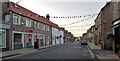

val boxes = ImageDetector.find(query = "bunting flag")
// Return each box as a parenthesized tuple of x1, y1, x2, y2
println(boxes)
(50, 13, 98, 19)
(60, 15, 96, 26)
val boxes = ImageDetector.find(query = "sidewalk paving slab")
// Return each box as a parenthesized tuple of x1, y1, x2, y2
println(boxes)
(88, 42, 119, 60)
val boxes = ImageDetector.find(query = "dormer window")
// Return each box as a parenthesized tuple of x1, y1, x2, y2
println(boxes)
(36, 15, 39, 17)
(13, 3, 19, 9)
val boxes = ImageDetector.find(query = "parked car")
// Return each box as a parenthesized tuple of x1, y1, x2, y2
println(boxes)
(81, 40, 88, 45)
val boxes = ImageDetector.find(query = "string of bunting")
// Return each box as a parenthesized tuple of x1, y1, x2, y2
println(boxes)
(51, 13, 97, 19)
(64, 23, 94, 28)
(60, 14, 97, 26)
(69, 28, 88, 31)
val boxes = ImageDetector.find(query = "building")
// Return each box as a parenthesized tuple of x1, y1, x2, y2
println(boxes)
(0, 1, 10, 51)
(0, 2, 52, 51)
(87, 25, 95, 43)
(112, 1, 120, 55)
(94, 2, 114, 50)
(51, 23, 64, 45)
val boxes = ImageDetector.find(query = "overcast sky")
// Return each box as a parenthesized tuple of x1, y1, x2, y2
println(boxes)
(10, 0, 111, 37)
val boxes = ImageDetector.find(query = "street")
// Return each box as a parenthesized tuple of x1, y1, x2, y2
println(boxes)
(8, 42, 93, 60)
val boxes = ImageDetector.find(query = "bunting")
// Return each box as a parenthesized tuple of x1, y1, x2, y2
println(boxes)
(50, 13, 97, 19)
(60, 14, 97, 26)
(63, 23, 94, 28)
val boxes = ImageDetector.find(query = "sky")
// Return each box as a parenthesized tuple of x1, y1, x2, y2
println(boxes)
(10, 0, 111, 37)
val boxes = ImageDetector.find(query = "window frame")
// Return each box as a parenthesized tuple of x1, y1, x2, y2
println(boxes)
(47, 25, 50, 31)
(13, 14, 21, 25)
(34, 21, 39, 29)
(26, 18, 31, 27)
(41, 23, 45, 30)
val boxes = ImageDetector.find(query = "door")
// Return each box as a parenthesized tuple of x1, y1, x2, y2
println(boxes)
(26, 34, 33, 48)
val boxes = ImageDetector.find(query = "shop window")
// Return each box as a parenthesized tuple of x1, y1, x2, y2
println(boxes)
(14, 33, 22, 44)
(46, 36, 49, 45)
(13, 14, 21, 25)
(0, 29, 6, 48)
(26, 19, 31, 27)
(40, 35, 45, 46)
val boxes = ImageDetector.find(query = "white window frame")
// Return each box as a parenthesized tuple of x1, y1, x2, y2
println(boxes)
(34, 21, 39, 29)
(41, 23, 45, 30)
(13, 13, 21, 25)
(0, 29, 6, 48)
(26, 18, 31, 27)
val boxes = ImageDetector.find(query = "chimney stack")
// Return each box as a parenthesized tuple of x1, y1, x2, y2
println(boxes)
(46, 14, 50, 20)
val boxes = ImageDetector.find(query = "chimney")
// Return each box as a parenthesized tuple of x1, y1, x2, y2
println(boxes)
(46, 14, 50, 20)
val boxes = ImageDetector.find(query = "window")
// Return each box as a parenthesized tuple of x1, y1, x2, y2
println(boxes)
(47, 25, 50, 31)
(26, 19, 31, 27)
(0, 29, 6, 48)
(41, 23, 45, 30)
(13, 14, 21, 25)
(34, 21, 39, 29)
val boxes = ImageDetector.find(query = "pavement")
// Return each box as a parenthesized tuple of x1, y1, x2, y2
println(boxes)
(2, 41, 94, 61)
(88, 42, 119, 60)
(1, 44, 63, 60)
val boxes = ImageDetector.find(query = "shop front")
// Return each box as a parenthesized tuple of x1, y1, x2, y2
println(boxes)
(112, 17, 120, 56)
(13, 33, 23, 50)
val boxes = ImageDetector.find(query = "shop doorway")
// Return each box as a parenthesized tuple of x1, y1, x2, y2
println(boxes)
(115, 27, 120, 53)
(25, 34, 33, 48)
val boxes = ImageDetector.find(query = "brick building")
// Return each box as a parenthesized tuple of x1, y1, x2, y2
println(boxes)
(94, 2, 114, 50)
(0, 2, 53, 51)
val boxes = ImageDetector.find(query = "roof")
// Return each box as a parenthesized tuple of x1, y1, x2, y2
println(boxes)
(9, 2, 50, 25)
(9, 2, 64, 31)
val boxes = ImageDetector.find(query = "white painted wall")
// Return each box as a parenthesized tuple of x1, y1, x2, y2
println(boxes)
(52, 27, 64, 45)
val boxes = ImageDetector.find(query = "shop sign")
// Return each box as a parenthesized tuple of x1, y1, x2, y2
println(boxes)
(113, 19, 120, 25)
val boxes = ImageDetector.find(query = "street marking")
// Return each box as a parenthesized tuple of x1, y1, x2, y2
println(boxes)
(87, 46, 95, 59)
